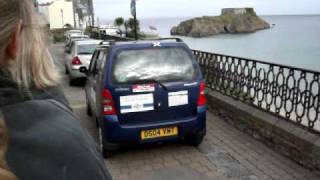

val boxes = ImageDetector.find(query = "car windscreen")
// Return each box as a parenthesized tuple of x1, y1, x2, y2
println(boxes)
(77, 44, 97, 55)
(111, 47, 200, 84)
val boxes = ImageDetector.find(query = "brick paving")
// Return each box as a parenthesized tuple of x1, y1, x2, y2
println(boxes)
(95, 111, 319, 180)
(202, 112, 319, 180)
(52, 43, 319, 180)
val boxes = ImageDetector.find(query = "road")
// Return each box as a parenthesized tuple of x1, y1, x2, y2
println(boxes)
(51, 43, 319, 180)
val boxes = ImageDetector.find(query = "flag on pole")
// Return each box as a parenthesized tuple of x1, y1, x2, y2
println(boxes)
(131, 0, 136, 17)
(149, 25, 158, 31)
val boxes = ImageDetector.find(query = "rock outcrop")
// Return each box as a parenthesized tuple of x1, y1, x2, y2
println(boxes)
(171, 8, 270, 37)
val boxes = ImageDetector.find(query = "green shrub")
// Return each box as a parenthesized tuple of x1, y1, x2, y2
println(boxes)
(52, 32, 65, 43)
(50, 29, 67, 43)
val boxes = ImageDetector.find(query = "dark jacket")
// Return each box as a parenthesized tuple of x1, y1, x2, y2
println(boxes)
(0, 70, 112, 180)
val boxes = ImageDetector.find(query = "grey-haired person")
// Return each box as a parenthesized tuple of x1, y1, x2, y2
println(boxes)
(0, 0, 112, 179)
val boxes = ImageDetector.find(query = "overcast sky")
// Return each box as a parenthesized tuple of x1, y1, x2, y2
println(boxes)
(39, 0, 320, 19)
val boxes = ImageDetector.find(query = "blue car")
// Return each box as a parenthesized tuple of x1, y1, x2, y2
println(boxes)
(81, 38, 206, 157)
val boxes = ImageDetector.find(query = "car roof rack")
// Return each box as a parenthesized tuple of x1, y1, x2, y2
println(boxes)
(98, 40, 115, 46)
(142, 37, 184, 43)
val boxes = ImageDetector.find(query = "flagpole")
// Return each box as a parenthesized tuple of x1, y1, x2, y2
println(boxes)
(134, 13, 138, 40)
(131, 0, 138, 40)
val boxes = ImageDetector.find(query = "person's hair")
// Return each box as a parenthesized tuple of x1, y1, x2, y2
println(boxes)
(0, 0, 60, 179)
(0, 0, 59, 89)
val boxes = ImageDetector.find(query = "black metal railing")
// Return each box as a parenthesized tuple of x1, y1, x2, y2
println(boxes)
(193, 50, 320, 133)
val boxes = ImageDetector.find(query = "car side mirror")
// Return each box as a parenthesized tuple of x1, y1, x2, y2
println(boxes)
(79, 66, 89, 75)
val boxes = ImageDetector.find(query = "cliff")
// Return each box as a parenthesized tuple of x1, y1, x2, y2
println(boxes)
(171, 8, 270, 37)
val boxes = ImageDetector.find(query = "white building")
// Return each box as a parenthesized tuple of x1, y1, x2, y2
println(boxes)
(48, 0, 75, 29)
(38, 2, 51, 25)
(222, 8, 248, 15)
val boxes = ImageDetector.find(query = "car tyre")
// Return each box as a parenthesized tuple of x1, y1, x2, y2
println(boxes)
(186, 133, 205, 147)
(69, 79, 75, 86)
(98, 124, 114, 158)
(87, 103, 93, 117)
(65, 66, 69, 74)
(81, 78, 87, 86)
(95, 119, 99, 128)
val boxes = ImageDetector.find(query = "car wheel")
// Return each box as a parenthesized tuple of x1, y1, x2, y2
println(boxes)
(65, 66, 69, 74)
(69, 79, 75, 86)
(87, 103, 93, 117)
(95, 118, 99, 128)
(186, 133, 205, 147)
(81, 78, 86, 86)
(98, 124, 114, 158)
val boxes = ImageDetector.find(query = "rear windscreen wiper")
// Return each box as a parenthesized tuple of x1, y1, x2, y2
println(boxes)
(130, 79, 167, 91)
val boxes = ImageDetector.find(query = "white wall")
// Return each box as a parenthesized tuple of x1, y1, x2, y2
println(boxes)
(49, 0, 74, 29)
(38, 5, 50, 24)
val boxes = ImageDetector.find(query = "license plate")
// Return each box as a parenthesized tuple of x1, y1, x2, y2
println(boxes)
(141, 127, 178, 140)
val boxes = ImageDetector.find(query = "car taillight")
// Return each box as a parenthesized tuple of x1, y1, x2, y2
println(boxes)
(197, 82, 206, 106)
(103, 89, 116, 115)
(71, 56, 82, 65)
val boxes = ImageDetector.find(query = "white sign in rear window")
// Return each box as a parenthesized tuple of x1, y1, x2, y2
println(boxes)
(120, 94, 154, 114)
(168, 91, 188, 107)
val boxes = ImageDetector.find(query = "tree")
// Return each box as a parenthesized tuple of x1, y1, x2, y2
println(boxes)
(126, 18, 140, 31)
(125, 18, 140, 38)
(114, 17, 124, 27)
(124, 21, 129, 37)
(123, 18, 145, 39)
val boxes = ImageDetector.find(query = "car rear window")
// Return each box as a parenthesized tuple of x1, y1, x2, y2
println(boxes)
(111, 47, 200, 84)
(77, 44, 97, 55)
(70, 33, 82, 36)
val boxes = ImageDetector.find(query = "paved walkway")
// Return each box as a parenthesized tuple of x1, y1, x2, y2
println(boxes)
(95, 111, 319, 180)
(52, 43, 319, 180)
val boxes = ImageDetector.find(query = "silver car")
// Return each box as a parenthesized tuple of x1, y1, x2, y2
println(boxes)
(65, 29, 83, 39)
(65, 34, 89, 53)
(65, 39, 102, 85)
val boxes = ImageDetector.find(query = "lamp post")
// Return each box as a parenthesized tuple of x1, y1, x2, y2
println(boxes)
(72, 0, 77, 28)
(60, 9, 64, 28)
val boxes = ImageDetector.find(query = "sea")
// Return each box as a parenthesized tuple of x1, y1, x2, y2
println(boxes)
(135, 15, 320, 71)
(139, 15, 320, 130)
(102, 15, 320, 129)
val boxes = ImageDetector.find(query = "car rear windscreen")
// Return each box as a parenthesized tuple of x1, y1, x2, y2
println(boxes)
(112, 47, 200, 84)
(77, 44, 97, 55)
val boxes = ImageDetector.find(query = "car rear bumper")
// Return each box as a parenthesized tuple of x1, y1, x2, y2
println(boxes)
(69, 69, 86, 79)
(101, 106, 206, 145)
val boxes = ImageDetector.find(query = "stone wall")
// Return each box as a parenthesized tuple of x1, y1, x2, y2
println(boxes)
(206, 90, 320, 175)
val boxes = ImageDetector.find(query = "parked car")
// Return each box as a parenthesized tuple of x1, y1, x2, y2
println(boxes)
(80, 38, 207, 157)
(65, 39, 102, 85)
(97, 25, 121, 36)
(65, 29, 83, 39)
(65, 34, 89, 53)
(64, 29, 84, 40)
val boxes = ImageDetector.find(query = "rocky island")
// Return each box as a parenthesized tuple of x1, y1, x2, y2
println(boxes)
(171, 8, 270, 37)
